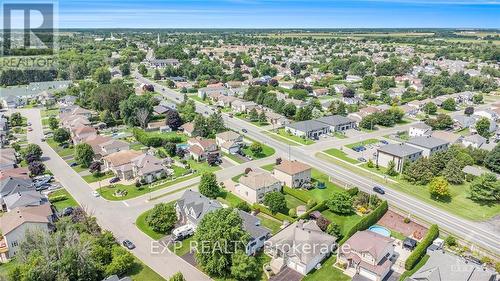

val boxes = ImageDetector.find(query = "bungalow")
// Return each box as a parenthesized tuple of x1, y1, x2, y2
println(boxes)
(70, 126, 97, 144)
(2, 190, 47, 212)
(103, 150, 167, 183)
(453, 115, 476, 130)
(0, 167, 30, 180)
(312, 88, 329, 97)
(231, 99, 258, 113)
(187, 137, 220, 162)
(58, 95, 77, 106)
(462, 134, 487, 149)
(236, 171, 281, 204)
(406, 136, 449, 157)
(409, 123, 432, 137)
(84, 135, 130, 159)
(197, 86, 230, 99)
(338, 230, 395, 281)
(0, 177, 33, 199)
(0, 205, 54, 261)
(284, 120, 329, 140)
(273, 160, 311, 188)
(348, 106, 381, 124)
(215, 131, 243, 154)
(346, 75, 362, 83)
(376, 143, 423, 172)
(333, 84, 348, 94)
(0, 148, 17, 171)
(180, 122, 195, 137)
(431, 131, 463, 145)
(474, 110, 498, 122)
(215, 95, 237, 108)
(60, 115, 91, 129)
(266, 220, 336, 275)
(316, 115, 357, 133)
(147, 58, 180, 68)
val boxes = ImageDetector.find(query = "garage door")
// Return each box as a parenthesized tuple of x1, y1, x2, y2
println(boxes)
(359, 268, 378, 281)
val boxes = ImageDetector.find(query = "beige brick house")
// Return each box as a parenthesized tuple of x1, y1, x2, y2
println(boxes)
(235, 171, 281, 203)
(273, 160, 312, 188)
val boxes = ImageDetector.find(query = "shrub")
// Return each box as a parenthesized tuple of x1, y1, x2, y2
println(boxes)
(49, 195, 67, 203)
(340, 200, 388, 245)
(405, 224, 439, 270)
(283, 186, 310, 203)
(306, 199, 317, 210)
(235, 201, 251, 212)
(445, 235, 457, 247)
(288, 208, 297, 218)
(347, 187, 359, 196)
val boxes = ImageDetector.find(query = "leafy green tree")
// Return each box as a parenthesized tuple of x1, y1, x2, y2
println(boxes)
(473, 93, 484, 104)
(485, 144, 500, 173)
(441, 98, 456, 111)
(199, 172, 220, 198)
(258, 111, 267, 124)
(9, 112, 23, 127)
(442, 158, 464, 184)
(153, 69, 161, 80)
(119, 63, 131, 76)
(138, 64, 148, 76)
(282, 103, 297, 118)
(403, 157, 434, 185)
(165, 109, 182, 130)
(91, 81, 133, 113)
(48, 116, 59, 130)
(230, 250, 260, 280)
(23, 144, 43, 163)
(475, 117, 491, 138)
(469, 173, 500, 203)
(464, 106, 474, 116)
(327, 191, 354, 214)
(100, 110, 115, 126)
(263, 192, 287, 214)
(248, 108, 259, 121)
(328, 100, 347, 116)
(105, 246, 135, 276)
(326, 222, 342, 240)
(194, 208, 250, 277)
(386, 160, 398, 176)
(294, 106, 313, 121)
(422, 102, 437, 115)
(147, 203, 177, 233)
(119, 94, 154, 128)
(53, 128, 70, 144)
(75, 143, 95, 168)
(428, 177, 450, 200)
(425, 114, 453, 130)
(93, 66, 111, 84)
(249, 142, 263, 156)
(28, 161, 45, 176)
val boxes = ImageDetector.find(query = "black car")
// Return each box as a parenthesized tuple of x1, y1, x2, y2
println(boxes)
(109, 177, 120, 183)
(242, 128, 248, 133)
(373, 186, 385, 195)
(61, 207, 74, 217)
(69, 162, 78, 167)
(122, 240, 136, 250)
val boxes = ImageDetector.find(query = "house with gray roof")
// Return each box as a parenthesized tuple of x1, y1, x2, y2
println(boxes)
(406, 136, 450, 157)
(3, 190, 48, 212)
(376, 143, 423, 172)
(0, 177, 33, 198)
(239, 210, 270, 255)
(462, 134, 487, 149)
(453, 115, 476, 130)
(406, 249, 497, 281)
(315, 115, 357, 132)
(284, 120, 329, 140)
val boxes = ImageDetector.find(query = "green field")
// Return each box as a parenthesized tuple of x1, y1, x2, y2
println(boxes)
(47, 138, 74, 158)
(242, 142, 275, 159)
(127, 257, 166, 281)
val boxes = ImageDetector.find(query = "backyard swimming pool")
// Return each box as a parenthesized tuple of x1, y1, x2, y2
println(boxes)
(368, 225, 391, 237)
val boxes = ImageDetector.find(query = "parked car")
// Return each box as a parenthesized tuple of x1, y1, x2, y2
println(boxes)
(122, 240, 136, 250)
(27, 127, 33, 132)
(380, 140, 389, 145)
(172, 225, 194, 241)
(35, 184, 50, 191)
(357, 157, 367, 162)
(92, 191, 100, 197)
(61, 143, 69, 149)
(242, 128, 248, 133)
(109, 177, 120, 184)
(61, 207, 74, 217)
(373, 186, 385, 195)
(70, 162, 78, 167)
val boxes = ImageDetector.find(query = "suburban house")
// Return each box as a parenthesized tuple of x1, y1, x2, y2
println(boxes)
(453, 115, 476, 130)
(84, 135, 130, 159)
(265, 220, 336, 275)
(187, 137, 220, 162)
(312, 88, 329, 97)
(60, 114, 91, 129)
(338, 230, 395, 281)
(147, 58, 180, 68)
(0, 167, 30, 180)
(102, 150, 167, 183)
(376, 144, 423, 172)
(70, 126, 97, 144)
(180, 122, 195, 137)
(284, 120, 329, 139)
(409, 123, 432, 137)
(175, 190, 269, 255)
(431, 131, 463, 145)
(0, 149, 17, 171)
(474, 110, 498, 122)
(462, 134, 487, 149)
(236, 171, 282, 204)
(215, 131, 243, 154)
(273, 160, 312, 188)
(0, 205, 55, 261)
(0, 177, 33, 201)
(231, 99, 258, 113)
(406, 249, 497, 281)
(197, 86, 230, 99)
(2, 190, 47, 212)
(406, 136, 449, 157)
(315, 115, 357, 133)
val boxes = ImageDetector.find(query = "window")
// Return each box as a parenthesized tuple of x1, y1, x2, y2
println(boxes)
(11, 241, 18, 247)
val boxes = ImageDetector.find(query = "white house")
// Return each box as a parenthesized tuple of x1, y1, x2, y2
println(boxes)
(408, 123, 432, 137)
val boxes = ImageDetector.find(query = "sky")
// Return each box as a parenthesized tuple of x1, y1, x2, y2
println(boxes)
(3, 0, 500, 28)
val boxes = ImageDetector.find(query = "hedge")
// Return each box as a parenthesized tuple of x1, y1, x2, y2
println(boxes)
(252, 203, 293, 221)
(298, 200, 328, 220)
(346, 187, 359, 196)
(48, 195, 67, 203)
(283, 186, 310, 203)
(339, 200, 388, 245)
(405, 224, 439, 270)
(132, 128, 183, 147)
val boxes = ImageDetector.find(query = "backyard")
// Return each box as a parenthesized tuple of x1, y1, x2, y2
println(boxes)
(302, 256, 350, 281)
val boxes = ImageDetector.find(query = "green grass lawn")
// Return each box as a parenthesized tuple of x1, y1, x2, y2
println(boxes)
(168, 236, 195, 256)
(285, 194, 305, 210)
(235, 114, 270, 127)
(317, 152, 500, 221)
(275, 128, 315, 145)
(127, 256, 166, 281)
(82, 172, 114, 183)
(302, 256, 350, 281)
(242, 142, 275, 159)
(71, 164, 88, 173)
(47, 138, 74, 158)
(218, 190, 246, 207)
(256, 213, 282, 234)
(263, 131, 300, 146)
(223, 152, 245, 164)
(41, 108, 59, 118)
(321, 210, 362, 237)
(345, 138, 379, 149)
(135, 209, 168, 240)
(323, 148, 360, 164)
(48, 189, 79, 210)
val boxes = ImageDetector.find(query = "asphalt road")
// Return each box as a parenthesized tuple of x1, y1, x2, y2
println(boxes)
(136, 74, 500, 256)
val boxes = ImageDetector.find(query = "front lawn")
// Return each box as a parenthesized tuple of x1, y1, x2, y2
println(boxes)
(345, 138, 379, 149)
(48, 189, 79, 210)
(323, 148, 360, 164)
(285, 194, 305, 210)
(242, 142, 275, 159)
(127, 257, 166, 281)
(316, 152, 500, 221)
(82, 172, 114, 183)
(47, 138, 74, 158)
(275, 128, 315, 145)
(302, 256, 350, 281)
(223, 152, 245, 164)
(263, 131, 300, 146)
(235, 113, 270, 127)
(135, 209, 168, 240)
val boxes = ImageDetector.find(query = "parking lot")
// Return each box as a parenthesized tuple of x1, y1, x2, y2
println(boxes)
(342, 139, 395, 163)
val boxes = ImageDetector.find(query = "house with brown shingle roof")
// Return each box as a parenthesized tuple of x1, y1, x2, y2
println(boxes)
(84, 135, 130, 159)
(187, 137, 219, 162)
(215, 131, 243, 154)
(103, 150, 167, 183)
(181, 122, 195, 137)
(70, 125, 97, 144)
(338, 230, 395, 281)
(235, 170, 281, 203)
(0, 205, 54, 261)
(273, 160, 312, 188)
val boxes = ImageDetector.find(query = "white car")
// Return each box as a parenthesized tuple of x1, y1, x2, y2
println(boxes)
(92, 191, 100, 197)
